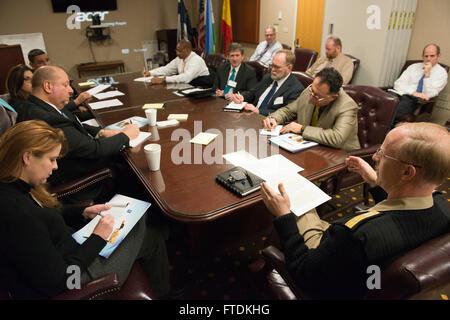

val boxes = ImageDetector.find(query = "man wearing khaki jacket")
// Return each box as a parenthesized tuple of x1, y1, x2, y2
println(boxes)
(263, 67, 360, 152)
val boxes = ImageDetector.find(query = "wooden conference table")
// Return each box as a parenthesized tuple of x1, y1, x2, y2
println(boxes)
(82, 72, 348, 224)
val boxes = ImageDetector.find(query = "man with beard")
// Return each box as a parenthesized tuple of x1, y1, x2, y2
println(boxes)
(230, 49, 304, 116)
(263, 67, 360, 151)
(305, 37, 354, 85)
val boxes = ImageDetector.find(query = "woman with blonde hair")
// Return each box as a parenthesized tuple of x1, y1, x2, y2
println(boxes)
(0, 120, 170, 299)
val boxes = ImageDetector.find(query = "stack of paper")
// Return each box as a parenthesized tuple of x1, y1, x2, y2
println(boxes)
(142, 103, 164, 110)
(223, 102, 247, 112)
(93, 90, 125, 100)
(157, 119, 179, 128)
(168, 114, 188, 121)
(88, 99, 123, 110)
(260, 125, 282, 136)
(134, 76, 153, 82)
(106, 116, 148, 130)
(129, 132, 152, 148)
(86, 84, 111, 95)
(222, 151, 330, 216)
(190, 132, 218, 145)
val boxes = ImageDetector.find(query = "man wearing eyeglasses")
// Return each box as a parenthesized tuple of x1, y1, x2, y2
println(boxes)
(230, 50, 303, 116)
(249, 26, 283, 66)
(263, 67, 360, 151)
(260, 122, 450, 299)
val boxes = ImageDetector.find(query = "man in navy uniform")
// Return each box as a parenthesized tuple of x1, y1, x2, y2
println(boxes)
(261, 122, 450, 299)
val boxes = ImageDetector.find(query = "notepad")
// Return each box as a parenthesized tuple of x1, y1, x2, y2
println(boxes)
(142, 103, 164, 110)
(129, 132, 152, 148)
(167, 114, 188, 121)
(190, 132, 218, 145)
(259, 125, 282, 136)
(156, 119, 179, 128)
(223, 102, 247, 112)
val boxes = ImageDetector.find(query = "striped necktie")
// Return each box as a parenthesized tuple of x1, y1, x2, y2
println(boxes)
(259, 81, 278, 114)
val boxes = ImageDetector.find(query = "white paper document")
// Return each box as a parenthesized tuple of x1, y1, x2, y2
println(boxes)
(157, 119, 180, 128)
(266, 174, 331, 217)
(224, 102, 247, 111)
(129, 131, 152, 148)
(82, 118, 100, 127)
(133, 76, 153, 82)
(259, 125, 282, 136)
(86, 84, 111, 95)
(89, 99, 123, 110)
(93, 90, 125, 100)
(222, 151, 328, 216)
(72, 194, 150, 258)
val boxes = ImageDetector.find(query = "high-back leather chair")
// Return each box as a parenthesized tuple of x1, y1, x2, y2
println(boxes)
(293, 48, 318, 72)
(345, 54, 360, 84)
(319, 85, 399, 217)
(193, 47, 208, 60)
(1, 261, 155, 300)
(245, 61, 269, 82)
(263, 232, 450, 300)
(282, 43, 292, 51)
(292, 71, 314, 88)
(204, 53, 228, 73)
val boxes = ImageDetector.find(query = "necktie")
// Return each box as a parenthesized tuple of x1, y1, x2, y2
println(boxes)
(259, 81, 278, 114)
(181, 60, 186, 74)
(223, 68, 236, 95)
(416, 74, 425, 93)
(311, 105, 320, 126)
(61, 111, 70, 119)
(0, 98, 17, 114)
(257, 43, 270, 60)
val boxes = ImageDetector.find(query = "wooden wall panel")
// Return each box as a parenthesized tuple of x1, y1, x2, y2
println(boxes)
(230, 0, 260, 44)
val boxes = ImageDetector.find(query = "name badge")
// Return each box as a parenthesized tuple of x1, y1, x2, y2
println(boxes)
(274, 96, 284, 105)
(227, 80, 237, 88)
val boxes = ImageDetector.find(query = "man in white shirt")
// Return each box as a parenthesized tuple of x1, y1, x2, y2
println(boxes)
(249, 26, 283, 66)
(391, 44, 448, 122)
(142, 39, 211, 86)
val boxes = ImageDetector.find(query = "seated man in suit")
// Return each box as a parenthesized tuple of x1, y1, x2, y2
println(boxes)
(18, 66, 139, 201)
(390, 43, 448, 122)
(249, 26, 283, 66)
(231, 49, 303, 116)
(214, 42, 258, 100)
(261, 122, 450, 299)
(263, 67, 360, 151)
(28, 49, 93, 120)
(141, 39, 212, 87)
(305, 37, 354, 85)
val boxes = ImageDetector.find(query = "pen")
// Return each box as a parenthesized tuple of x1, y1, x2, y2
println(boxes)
(97, 201, 129, 217)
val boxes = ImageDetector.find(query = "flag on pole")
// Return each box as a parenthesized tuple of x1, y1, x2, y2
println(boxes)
(205, 0, 216, 54)
(221, 0, 232, 55)
(177, 0, 194, 42)
(197, 0, 206, 49)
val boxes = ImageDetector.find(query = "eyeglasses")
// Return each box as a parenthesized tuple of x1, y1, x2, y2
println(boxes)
(375, 147, 422, 168)
(308, 85, 329, 102)
(23, 77, 32, 82)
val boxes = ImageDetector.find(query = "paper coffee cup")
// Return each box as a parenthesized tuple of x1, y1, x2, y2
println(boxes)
(145, 109, 157, 126)
(144, 143, 161, 171)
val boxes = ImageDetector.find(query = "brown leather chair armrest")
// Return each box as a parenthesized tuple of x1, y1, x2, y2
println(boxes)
(262, 246, 309, 300)
(52, 273, 121, 300)
(49, 168, 113, 199)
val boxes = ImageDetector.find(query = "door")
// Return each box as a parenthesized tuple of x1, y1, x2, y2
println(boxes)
(295, 0, 325, 54)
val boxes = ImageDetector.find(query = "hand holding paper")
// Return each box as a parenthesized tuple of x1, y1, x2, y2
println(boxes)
(260, 182, 291, 217)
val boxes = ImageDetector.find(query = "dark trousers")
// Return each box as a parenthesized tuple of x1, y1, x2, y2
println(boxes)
(392, 94, 419, 121)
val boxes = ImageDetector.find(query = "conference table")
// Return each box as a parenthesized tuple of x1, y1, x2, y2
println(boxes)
(82, 72, 348, 224)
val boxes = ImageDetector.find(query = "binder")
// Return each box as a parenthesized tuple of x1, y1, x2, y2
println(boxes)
(216, 166, 265, 197)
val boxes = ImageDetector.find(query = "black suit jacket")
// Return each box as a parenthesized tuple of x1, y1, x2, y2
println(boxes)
(213, 62, 258, 93)
(18, 95, 129, 185)
(242, 73, 304, 116)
